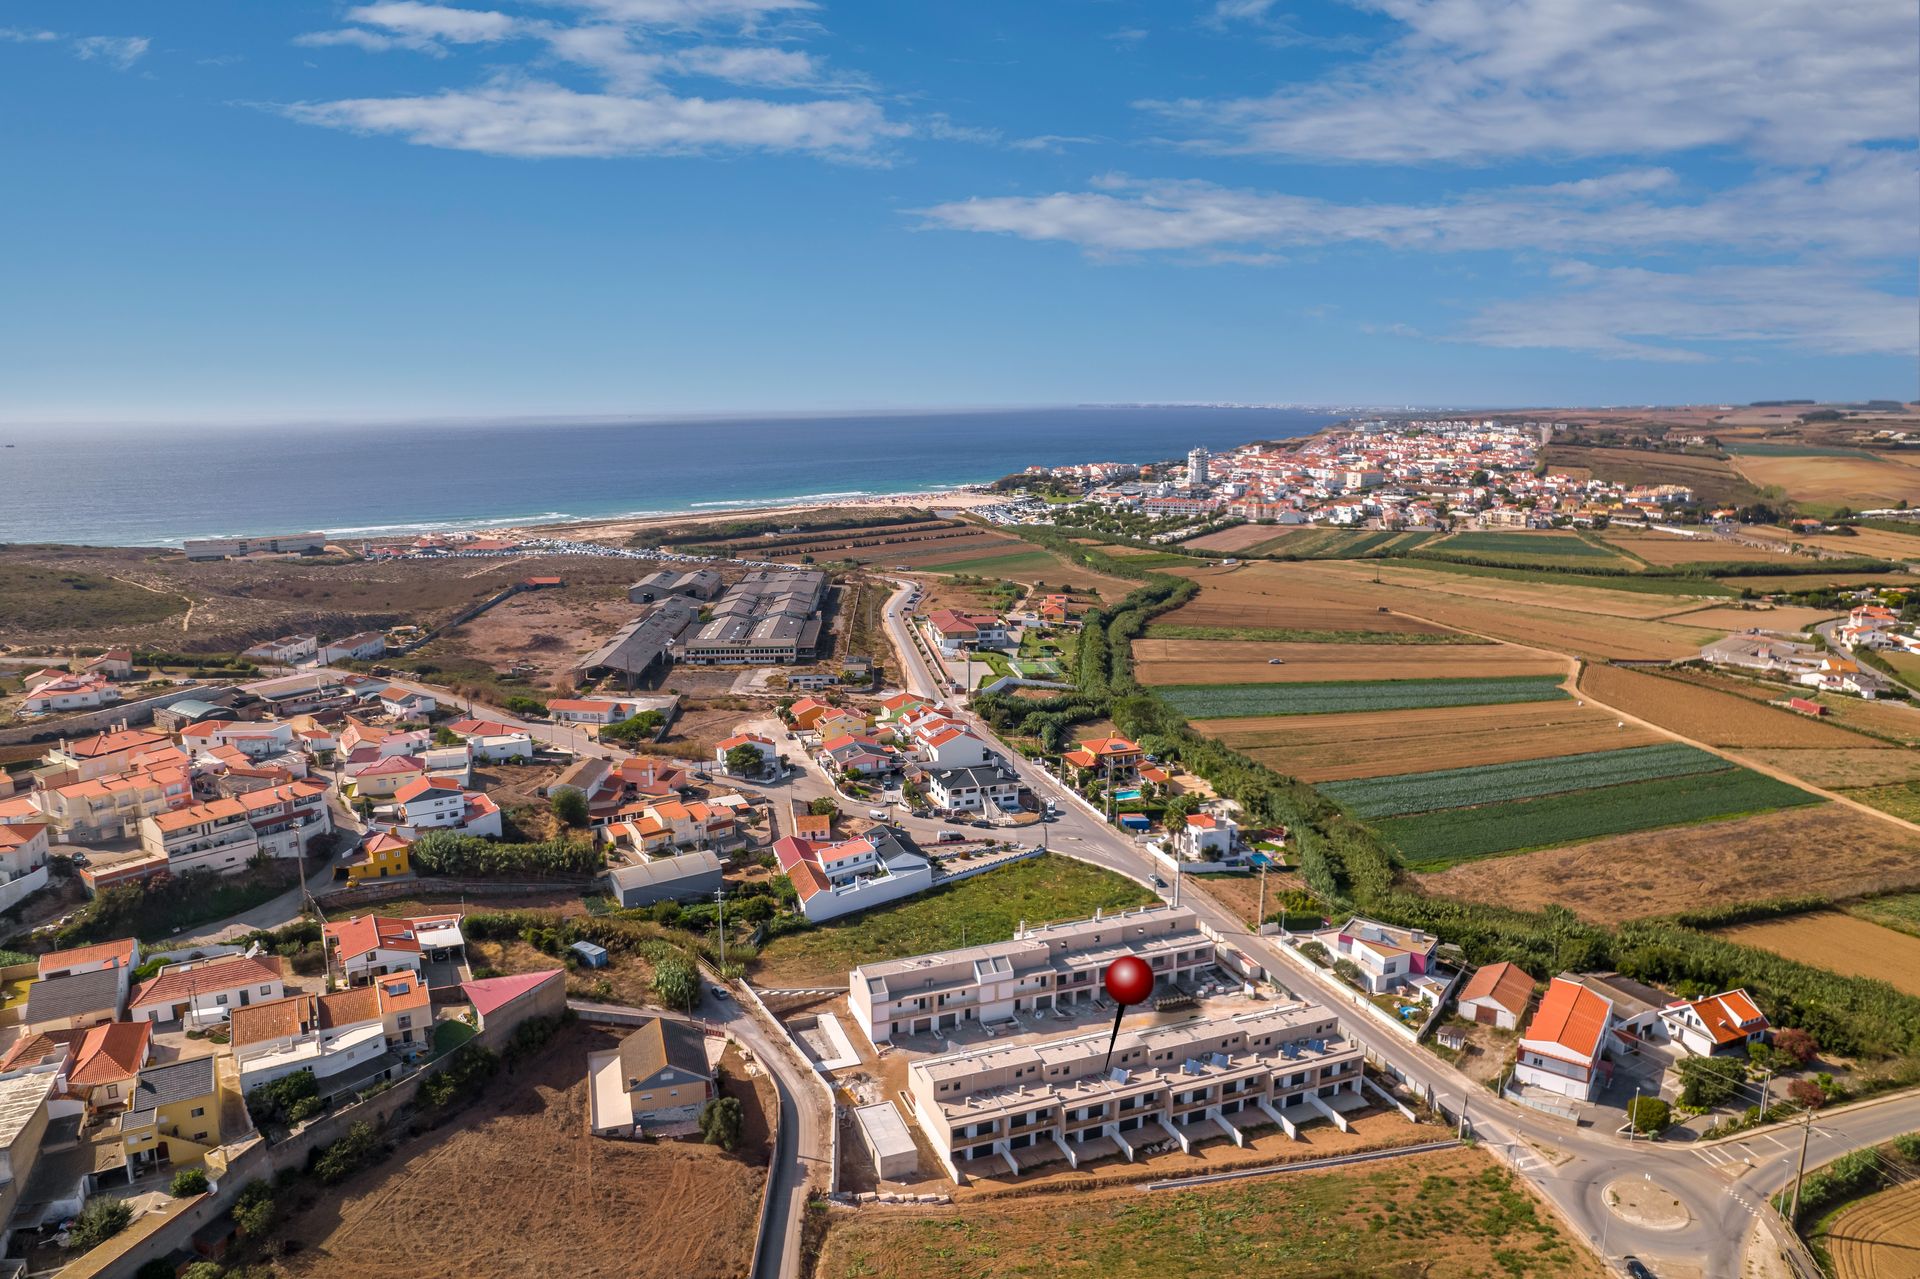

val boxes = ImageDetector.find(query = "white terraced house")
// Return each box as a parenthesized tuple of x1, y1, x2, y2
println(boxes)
(907, 1004, 1363, 1181)
(850, 905, 1216, 1046)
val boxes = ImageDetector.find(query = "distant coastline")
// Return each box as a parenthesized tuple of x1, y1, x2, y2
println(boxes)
(0, 405, 1340, 547)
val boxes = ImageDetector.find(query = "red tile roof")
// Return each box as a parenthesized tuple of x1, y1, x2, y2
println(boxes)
(1671, 989, 1769, 1046)
(1459, 961, 1534, 1016)
(462, 969, 564, 1019)
(39, 938, 137, 977)
(131, 954, 285, 1010)
(1523, 977, 1612, 1062)
(68, 1021, 151, 1087)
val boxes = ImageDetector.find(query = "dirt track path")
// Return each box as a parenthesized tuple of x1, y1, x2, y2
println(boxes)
(106, 573, 196, 632)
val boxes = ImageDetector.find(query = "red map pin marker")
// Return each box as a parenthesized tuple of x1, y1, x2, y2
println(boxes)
(1101, 955, 1155, 1070)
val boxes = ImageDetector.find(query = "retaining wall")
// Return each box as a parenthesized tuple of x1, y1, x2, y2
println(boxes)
(0, 686, 239, 747)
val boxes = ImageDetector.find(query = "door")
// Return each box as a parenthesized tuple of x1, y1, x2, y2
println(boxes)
(1473, 1004, 1494, 1026)
(240, 990, 250, 1007)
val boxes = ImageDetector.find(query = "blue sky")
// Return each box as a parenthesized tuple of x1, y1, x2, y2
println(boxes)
(1, 0, 1914, 423)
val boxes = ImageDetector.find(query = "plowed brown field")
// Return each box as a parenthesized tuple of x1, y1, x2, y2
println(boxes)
(1130, 638, 1566, 686)
(1596, 531, 1796, 566)
(1180, 524, 1296, 552)
(1579, 664, 1873, 747)
(1742, 749, 1920, 789)
(1202, 700, 1662, 782)
(1149, 592, 1448, 636)
(276, 1023, 767, 1279)
(1819, 1181, 1920, 1279)
(1717, 912, 1920, 997)
(1424, 806, 1920, 922)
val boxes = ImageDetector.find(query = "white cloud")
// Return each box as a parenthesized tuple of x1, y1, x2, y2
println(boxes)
(1462, 263, 1919, 361)
(543, 0, 815, 25)
(71, 35, 149, 69)
(918, 154, 1918, 262)
(281, 80, 902, 158)
(296, 27, 431, 54)
(1151, 0, 1919, 163)
(672, 43, 818, 86)
(0, 28, 60, 43)
(346, 3, 521, 43)
(539, 23, 664, 88)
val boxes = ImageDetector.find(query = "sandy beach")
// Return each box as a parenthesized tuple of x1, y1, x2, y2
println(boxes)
(501, 487, 1013, 546)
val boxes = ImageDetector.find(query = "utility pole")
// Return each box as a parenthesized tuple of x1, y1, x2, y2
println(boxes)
(1627, 1084, 1640, 1142)
(1257, 862, 1269, 932)
(714, 888, 727, 972)
(1788, 1104, 1814, 1223)
(1457, 1092, 1468, 1140)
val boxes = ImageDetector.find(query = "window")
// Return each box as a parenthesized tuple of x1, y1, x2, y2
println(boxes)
(190, 1107, 205, 1118)
(194, 1131, 208, 1141)
(260, 986, 273, 995)
(106, 1085, 119, 1099)
(215, 994, 229, 1006)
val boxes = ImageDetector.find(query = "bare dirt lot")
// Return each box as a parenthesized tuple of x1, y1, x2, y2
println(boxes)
(813, 1142, 1602, 1279)
(1423, 805, 1920, 922)
(1578, 664, 1876, 748)
(1655, 603, 1840, 630)
(1715, 912, 1920, 998)
(1131, 638, 1565, 686)
(274, 1022, 769, 1279)
(1203, 700, 1664, 783)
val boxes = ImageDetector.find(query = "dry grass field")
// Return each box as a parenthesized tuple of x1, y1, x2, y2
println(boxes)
(814, 1143, 1602, 1279)
(1596, 530, 1800, 566)
(1578, 664, 1874, 747)
(274, 1023, 768, 1279)
(1423, 805, 1920, 922)
(1716, 912, 1920, 998)
(1734, 572, 1917, 593)
(1202, 700, 1664, 783)
(1741, 748, 1920, 790)
(1816, 1180, 1920, 1279)
(1654, 603, 1840, 630)
(1292, 560, 1696, 621)
(1130, 638, 1566, 686)
(1740, 523, 1920, 562)
(1541, 444, 1759, 507)
(1731, 451, 1920, 510)
(1179, 523, 1295, 552)
(1149, 577, 1452, 637)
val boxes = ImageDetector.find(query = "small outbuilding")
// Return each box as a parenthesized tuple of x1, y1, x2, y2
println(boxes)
(570, 941, 610, 969)
(1456, 961, 1534, 1031)
(853, 1102, 919, 1182)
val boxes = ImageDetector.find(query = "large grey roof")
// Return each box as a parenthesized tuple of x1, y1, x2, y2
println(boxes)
(608, 850, 723, 891)
(128, 1055, 216, 1118)
(24, 968, 121, 1026)
(575, 596, 699, 675)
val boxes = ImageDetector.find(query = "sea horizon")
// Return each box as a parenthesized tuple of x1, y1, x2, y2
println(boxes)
(0, 405, 1339, 547)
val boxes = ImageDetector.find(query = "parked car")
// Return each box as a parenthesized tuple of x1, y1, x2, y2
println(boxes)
(69, 852, 89, 867)
(1621, 1259, 1654, 1279)
(1150, 875, 1169, 890)
(970, 819, 992, 828)
(936, 831, 966, 843)
(1267, 657, 1286, 665)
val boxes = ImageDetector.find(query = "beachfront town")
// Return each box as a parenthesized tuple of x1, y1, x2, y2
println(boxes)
(987, 418, 1706, 535)
(0, 412, 1905, 1279)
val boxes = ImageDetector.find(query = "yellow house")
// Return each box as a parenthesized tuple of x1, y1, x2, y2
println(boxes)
(339, 831, 412, 883)
(121, 1055, 224, 1175)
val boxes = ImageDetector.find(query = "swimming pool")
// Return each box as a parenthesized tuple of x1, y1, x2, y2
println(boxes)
(1112, 787, 1143, 801)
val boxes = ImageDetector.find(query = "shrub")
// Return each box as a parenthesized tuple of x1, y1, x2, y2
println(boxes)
(699, 1096, 744, 1151)
(1773, 1027, 1819, 1066)
(233, 1180, 276, 1237)
(806, 797, 839, 818)
(1299, 940, 1329, 965)
(179, 1263, 226, 1279)
(137, 1259, 178, 1279)
(421, 1043, 499, 1110)
(67, 1197, 133, 1251)
(312, 1121, 382, 1185)
(169, 1166, 210, 1197)
(651, 954, 701, 1012)
(550, 789, 589, 828)
(1331, 958, 1362, 986)
(1626, 1096, 1670, 1134)
(1787, 1079, 1827, 1109)
(504, 696, 547, 716)
(1677, 1057, 1744, 1108)
(409, 831, 602, 878)
(247, 1069, 319, 1127)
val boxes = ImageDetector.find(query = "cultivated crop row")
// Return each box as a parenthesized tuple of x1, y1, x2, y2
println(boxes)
(1379, 768, 1822, 869)
(1321, 742, 1732, 818)
(1160, 675, 1568, 719)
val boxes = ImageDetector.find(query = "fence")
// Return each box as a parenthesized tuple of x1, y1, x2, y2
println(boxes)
(317, 876, 592, 911)
(928, 844, 1044, 888)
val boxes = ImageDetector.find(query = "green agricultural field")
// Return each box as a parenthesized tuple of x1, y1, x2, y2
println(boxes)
(1850, 891, 1920, 938)
(1379, 769, 1821, 869)
(750, 853, 1154, 986)
(1425, 531, 1632, 564)
(1255, 529, 1434, 559)
(1160, 675, 1568, 719)
(1842, 781, 1920, 823)
(1320, 743, 1732, 819)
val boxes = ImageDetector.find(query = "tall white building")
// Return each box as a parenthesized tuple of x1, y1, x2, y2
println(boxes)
(1187, 446, 1211, 486)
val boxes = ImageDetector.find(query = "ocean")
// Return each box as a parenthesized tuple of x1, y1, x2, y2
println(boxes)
(0, 406, 1338, 547)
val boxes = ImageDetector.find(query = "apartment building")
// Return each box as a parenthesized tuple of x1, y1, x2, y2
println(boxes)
(229, 971, 431, 1096)
(44, 728, 173, 783)
(139, 797, 258, 874)
(906, 1004, 1361, 1180)
(851, 906, 1216, 1045)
